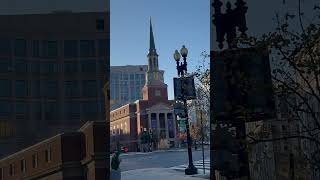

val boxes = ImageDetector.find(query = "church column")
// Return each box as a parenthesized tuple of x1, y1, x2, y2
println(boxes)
(164, 112, 169, 140)
(148, 112, 151, 131)
(172, 111, 177, 147)
(156, 113, 160, 140)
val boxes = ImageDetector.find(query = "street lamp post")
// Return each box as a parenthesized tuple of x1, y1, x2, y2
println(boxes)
(198, 108, 205, 175)
(173, 45, 198, 175)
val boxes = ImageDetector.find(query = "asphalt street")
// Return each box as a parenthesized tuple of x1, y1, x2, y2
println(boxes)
(119, 148, 210, 172)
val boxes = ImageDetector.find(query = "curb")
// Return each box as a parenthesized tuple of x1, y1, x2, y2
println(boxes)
(121, 168, 209, 179)
(111, 147, 209, 157)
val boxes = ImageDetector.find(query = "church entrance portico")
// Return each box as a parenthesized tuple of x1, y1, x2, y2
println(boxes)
(144, 103, 177, 150)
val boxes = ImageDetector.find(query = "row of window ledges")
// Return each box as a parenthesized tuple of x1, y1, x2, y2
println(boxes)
(110, 73, 146, 80)
(0, 100, 105, 113)
(111, 112, 174, 118)
(0, 39, 109, 58)
(110, 97, 143, 103)
(0, 147, 52, 179)
(0, 79, 105, 97)
(0, 61, 107, 73)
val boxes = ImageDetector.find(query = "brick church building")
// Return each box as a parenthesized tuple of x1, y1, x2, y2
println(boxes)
(110, 20, 177, 151)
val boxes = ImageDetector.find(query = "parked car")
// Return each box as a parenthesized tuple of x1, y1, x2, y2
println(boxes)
(121, 146, 129, 153)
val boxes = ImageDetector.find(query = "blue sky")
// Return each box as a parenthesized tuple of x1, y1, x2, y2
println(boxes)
(111, 0, 210, 100)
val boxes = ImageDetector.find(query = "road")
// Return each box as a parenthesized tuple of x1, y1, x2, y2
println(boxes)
(119, 148, 210, 172)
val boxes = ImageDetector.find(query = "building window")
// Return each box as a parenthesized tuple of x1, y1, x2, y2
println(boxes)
(16, 103, 26, 114)
(64, 81, 79, 97)
(64, 61, 78, 73)
(32, 102, 41, 121)
(81, 60, 96, 72)
(15, 80, 28, 97)
(65, 102, 80, 120)
(0, 102, 10, 118)
(96, 19, 105, 31)
(46, 80, 58, 97)
(45, 147, 52, 162)
(45, 102, 58, 121)
(0, 80, 11, 96)
(20, 159, 26, 173)
(31, 62, 40, 73)
(32, 154, 38, 168)
(32, 80, 40, 97)
(97, 59, 106, 73)
(42, 40, 58, 58)
(98, 39, 108, 57)
(82, 101, 97, 119)
(9, 164, 15, 176)
(14, 39, 26, 57)
(0, 121, 15, 137)
(159, 113, 165, 129)
(40, 62, 57, 73)
(155, 90, 161, 97)
(0, 39, 11, 56)
(0, 60, 10, 72)
(151, 113, 157, 129)
(64, 40, 78, 58)
(15, 60, 28, 72)
(33, 40, 40, 57)
(80, 40, 95, 57)
(82, 80, 97, 97)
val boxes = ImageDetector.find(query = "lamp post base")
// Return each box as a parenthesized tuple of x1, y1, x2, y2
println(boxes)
(185, 165, 198, 175)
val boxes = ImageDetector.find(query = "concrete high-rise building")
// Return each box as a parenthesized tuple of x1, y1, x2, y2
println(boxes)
(0, 11, 109, 158)
(110, 65, 148, 110)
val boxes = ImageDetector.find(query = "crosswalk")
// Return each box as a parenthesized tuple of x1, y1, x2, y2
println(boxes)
(170, 159, 210, 175)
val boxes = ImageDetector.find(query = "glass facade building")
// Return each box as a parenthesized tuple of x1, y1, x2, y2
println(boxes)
(110, 65, 147, 110)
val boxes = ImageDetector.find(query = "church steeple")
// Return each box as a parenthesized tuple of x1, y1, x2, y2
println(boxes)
(143, 18, 168, 101)
(149, 18, 157, 55)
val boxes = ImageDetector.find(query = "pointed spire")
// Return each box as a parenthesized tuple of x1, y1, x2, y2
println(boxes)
(149, 17, 156, 53)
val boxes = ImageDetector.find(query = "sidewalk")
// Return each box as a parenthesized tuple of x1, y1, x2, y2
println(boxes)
(121, 168, 209, 180)
(116, 146, 210, 157)
(170, 158, 210, 175)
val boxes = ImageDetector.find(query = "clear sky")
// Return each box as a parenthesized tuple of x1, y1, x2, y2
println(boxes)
(110, 0, 210, 100)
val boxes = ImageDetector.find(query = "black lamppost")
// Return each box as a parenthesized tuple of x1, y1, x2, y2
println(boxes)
(212, 0, 248, 49)
(173, 45, 198, 175)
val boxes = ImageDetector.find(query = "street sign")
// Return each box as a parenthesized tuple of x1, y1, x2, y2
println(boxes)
(174, 109, 186, 117)
(178, 120, 187, 132)
(179, 127, 186, 132)
(173, 76, 196, 100)
(212, 47, 276, 121)
(178, 120, 186, 126)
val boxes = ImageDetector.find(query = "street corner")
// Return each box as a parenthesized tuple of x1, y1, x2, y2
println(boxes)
(121, 168, 208, 180)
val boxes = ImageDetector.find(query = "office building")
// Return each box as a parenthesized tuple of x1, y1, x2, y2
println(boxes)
(110, 65, 147, 110)
(0, 11, 109, 158)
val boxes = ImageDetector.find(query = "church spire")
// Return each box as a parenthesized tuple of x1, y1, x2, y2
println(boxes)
(149, 17, 156, 54)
